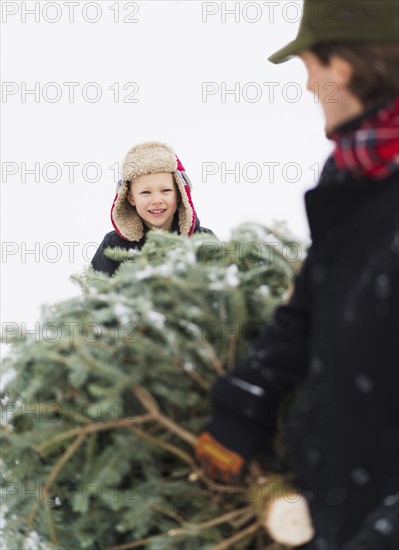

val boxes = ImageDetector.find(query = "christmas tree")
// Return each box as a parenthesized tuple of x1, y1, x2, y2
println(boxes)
(1, 224, 313, 549)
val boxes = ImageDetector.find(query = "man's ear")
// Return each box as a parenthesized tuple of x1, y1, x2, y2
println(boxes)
(126, 192, 136, 207)
(330, 55, 354, 88)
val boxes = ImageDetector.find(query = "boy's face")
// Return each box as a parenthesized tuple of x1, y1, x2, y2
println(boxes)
(127, 172, 178, 231)
(299, 51, 363, 134)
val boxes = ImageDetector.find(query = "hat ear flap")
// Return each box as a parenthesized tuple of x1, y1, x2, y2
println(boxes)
(173, 171, 196, 237)
(176, 186, 183, 205)
(110, 180, 145, 241)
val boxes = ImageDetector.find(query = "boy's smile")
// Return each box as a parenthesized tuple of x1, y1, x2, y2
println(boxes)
(127, 172, 178, 231)
(148, 208, 167, 216)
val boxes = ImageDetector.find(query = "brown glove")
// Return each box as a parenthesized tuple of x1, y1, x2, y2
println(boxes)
(195, 431, 246, 484)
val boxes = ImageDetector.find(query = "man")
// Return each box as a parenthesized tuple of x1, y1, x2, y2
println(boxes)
(196, 1, 399, 548)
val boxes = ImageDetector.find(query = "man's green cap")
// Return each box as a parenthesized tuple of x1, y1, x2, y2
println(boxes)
(269, 0, 399, 64)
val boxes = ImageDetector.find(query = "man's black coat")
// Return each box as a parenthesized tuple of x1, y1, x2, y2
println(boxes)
(207, 157, 399, 548)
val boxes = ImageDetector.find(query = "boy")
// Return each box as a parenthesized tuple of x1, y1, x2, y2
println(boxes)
(91, 141, 215, 275)
(196, 1, 399, 548)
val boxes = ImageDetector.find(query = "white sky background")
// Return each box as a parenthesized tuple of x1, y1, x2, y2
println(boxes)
(1, 0, 334, 350)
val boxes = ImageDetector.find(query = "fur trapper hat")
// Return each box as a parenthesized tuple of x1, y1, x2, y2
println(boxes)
(111, 141, 197, 241)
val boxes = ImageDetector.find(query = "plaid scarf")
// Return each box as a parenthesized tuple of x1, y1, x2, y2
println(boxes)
(329, 96, 399, 180)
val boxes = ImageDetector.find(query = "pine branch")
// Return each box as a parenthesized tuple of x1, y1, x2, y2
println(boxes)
(163, 310, 226, 376)
(3, 224, 299, 547)
(189, 470, 254, 495)
(35, 414, 153, 456)
(167, 505, 254, 536)
(108, 534, 165, 550)
(44, 498, 59, 547)
(74, 345, 126, 380)
(149, 502, 187, 526)
(174, 360, 210, 391)
(28, 432, 86, 531)
(185, 368, 211, 390)
(128, 424, 196, 468)
(199, 342, 225, 376)
(133, 386, 197, 446)
(210, 521, 260, 550)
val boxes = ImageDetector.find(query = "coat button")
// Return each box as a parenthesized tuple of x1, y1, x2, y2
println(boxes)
(374, 518, 393, 535)
(384, 494, 399, 506)
(351, 467, 370, 486)
(375, 274, 391, 299)
(354, 373, 374, 394)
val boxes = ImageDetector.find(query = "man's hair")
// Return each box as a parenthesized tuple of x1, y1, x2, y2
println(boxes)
(310, 42, 399, 109)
